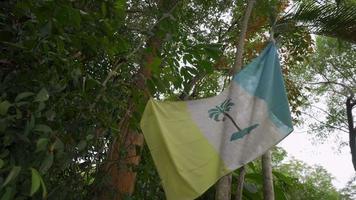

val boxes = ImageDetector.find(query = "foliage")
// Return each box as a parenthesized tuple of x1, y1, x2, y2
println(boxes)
(281, 0, 356, 173)
(276, 159, 340, 200)
(229, 147, 341, 200)
(292, 36, 355, 148)
(278, 0, 356, 43)
(0, 0, 343, 199)
(340, 175, 356, 199)
(0, 0, 242, 198)
(0, 0, 134, 199)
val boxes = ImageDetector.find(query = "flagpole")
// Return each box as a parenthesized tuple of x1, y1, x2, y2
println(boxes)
(215, 0, 256, 200)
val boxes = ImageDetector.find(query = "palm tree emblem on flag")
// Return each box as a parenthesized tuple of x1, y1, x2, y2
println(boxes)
(208, 98, 259, 141)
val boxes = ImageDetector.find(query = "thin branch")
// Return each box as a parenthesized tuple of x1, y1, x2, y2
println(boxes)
(125, 26, 150, 35)
(126, 9, 145, 13)
(179, 73, 207, 100)
(301, 111, 350, 134)
(307, 80, 354, 97)
(309, 104, 349, 128)
(329, 60, 356, 84)
(218, 19, 239, 43)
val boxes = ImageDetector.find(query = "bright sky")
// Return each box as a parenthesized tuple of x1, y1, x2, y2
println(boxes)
(278, 126, 355, 189)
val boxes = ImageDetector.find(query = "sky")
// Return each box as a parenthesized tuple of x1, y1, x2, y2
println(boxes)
(278, 125, 355, 189)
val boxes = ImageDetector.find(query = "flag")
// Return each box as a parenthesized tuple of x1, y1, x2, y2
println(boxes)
(140, 42, 293, 200)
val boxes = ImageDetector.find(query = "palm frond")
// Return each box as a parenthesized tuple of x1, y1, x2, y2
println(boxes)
(219, 98, 234, 112)
(208, 108, 221, 121)
(278, 1, 356, 43)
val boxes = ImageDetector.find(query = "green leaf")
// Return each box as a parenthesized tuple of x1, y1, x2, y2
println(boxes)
(56, 6, 81, 28)
(0, 101, 11, 116)
(101, 2, 107, 17)
(25, 115, 35, 135)
(40, 21, 52, 37)
(30, 168, 41, 196)
(245, 172, 264, 183)
(52, 138, 64, 153)
(199, 60, 213, 73)
(36, 138, 49, 152)
(205, 44, 222, 59)
(86, 134, 94, 140)
(40, 153, 53, 173)
(0, 187, 15, 200)
(34, 124, 52, 133)
(244, 182, 258, 193)
(1, 41, 25, 49)
(149, 57, 162, 75)
(77, 140, 87, 151)
(114, 0, 126, 14)
(71, 8, 81, 28)
(15, 92, 34, 102)
(36, 102, 46, 113)
(40, 177, 47, 199)
(34, 88, 49, 102)
(0, 158, 4, 169)
(15, 108, 22, 119)
(1, 166, 21, 188)
(0, 119, 8, 132)
(85, 77, 101, 91)
(45, 110, 56, 121)
(29, 168, 47, 198)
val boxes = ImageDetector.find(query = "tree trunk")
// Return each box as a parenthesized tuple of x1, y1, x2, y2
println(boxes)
(103, 128, 144, 199)
(96, 103, 145, 200)
(216, 1, 256, 200)
(215, 175, 232, 200)
(234, 166, 246, 200)
(96, 1, 179, 199)
(232, 0, 256, 75)
(262, 150, 274, 200)
(346, 96, 356, 171)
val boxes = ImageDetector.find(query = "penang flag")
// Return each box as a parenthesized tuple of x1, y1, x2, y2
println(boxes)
(140, 43, 293, 200)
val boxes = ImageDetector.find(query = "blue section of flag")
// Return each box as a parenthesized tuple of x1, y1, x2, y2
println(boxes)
(233, 42, 293, 134)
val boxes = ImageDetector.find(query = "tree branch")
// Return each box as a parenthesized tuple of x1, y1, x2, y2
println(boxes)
(307, 80, 355, 97)
(301, 111, 350, 134)
(309, 104, 349, 128)
(90, 1, 181, 110)
(329, 60, 356, 84)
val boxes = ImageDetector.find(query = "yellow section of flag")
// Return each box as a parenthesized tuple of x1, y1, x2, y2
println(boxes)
(140, 99, 229, 200)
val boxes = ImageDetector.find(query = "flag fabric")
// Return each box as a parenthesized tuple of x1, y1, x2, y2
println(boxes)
(140, 42, 293, 200)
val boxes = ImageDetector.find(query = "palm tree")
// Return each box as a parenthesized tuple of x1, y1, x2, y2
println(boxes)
(208, 99, 259, 141)
(208, 98, 242, 131)
(277, 0, 356, 43)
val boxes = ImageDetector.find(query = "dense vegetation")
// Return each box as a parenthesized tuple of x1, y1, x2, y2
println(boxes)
(0, 0, 355, 199)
